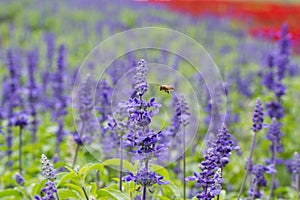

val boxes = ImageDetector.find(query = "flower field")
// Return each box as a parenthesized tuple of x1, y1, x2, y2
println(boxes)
(0, 1, 300, 200)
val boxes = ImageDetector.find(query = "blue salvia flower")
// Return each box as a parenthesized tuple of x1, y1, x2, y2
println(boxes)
(186, 147, 223, 200)
(186, 124, 234, 200)
(11, 113, 29, 128)
(122, 59, 168, 199)
(27, 49, 39, 142)
(134, 59, 148, 96)
(266, 118, 283, 163)
(123, 167, 168, 186)
(175, 94, 190, 127)
(39, 154, 59, 200)
(41, 181, 58, 200)
(72, 75, 96, 167)
(251, 98, 264, 133)
(96, 79, 112, 123)
(266, 101, 284, 119)
(42, 33, 55, 94)
(286, 152, 300, 193)
(15, 173, 25, 186)
(238, 98, 264, 199)
(41, 154, 57, 180)
(52, 44, 68, 118)
(215, 124, 235, 168)
(6, 49, 19, 167)
(52, 45, 68, 157)
(247, 164, 268, 199)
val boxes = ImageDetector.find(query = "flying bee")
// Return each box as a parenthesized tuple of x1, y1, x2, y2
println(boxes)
(159, 85, 174, 94)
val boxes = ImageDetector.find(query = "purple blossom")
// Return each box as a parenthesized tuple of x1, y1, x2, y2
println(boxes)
(15, 173, 25, 186)
(11, 113, 28, 128)
(41, 180, 57, 200)
(123, 167, 168, 186)
(96, 79, 112, 123)
(251, 98, 264, 132)
(27, 49, 39, 142)
(175, 94, 190, 127)
(134, 59, 148, 96)
(266, 118, 283, 153)
(248, 164, 268, 199)
(186, 124, 234, 200)
(266, 101, 284, 119)
(41, 154, 57, 180)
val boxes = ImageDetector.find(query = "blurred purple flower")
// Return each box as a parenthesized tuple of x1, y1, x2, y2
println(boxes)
(15, 173, 25, 186)
(251, 98, 264, 133)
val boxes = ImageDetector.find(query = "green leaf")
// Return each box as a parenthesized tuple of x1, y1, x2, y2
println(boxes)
(97, 188, 130, 200)
(31, 179, 47, 197)
(81, 163, 105, 181)
(102, 159, 133, 172)
(57, 172, 79, 187)
(64, 183, 85, 198)
(162, 180, 180, 199)
(0, 189, 22, 199)
(151, 164, 170, 180)
(58, 188, 81, 200)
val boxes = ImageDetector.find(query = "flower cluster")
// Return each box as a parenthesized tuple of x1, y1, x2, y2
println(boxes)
(40, 181, 58, 200)
(123, 167, 168, 187)
(41, 154, 57, 180)
(134, 59, 148, 96)
(251, 98, 264, 133)
(15, 173, 25, 186)
(37, 154, 58, 200)
(248, 164, 268, 199)
(27, 48, 39, 142)
(11, 113, 29, 128)
(121, 59, 168, 197)
(266, 118, 283, 158)
(175, 94, 190, 127)
(186, 124, 234, 200)
(286, 152, 300, 188)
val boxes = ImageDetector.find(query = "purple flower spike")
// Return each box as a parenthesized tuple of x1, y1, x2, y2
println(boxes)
(15, 173, 24, 186)
(251, 98, 264, 132)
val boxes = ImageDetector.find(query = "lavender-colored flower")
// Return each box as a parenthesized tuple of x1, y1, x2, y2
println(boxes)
(27, 49, 39, 142)
(186, 124, 234, 199)
(41, 180, 57, 200)
(11, 113, 28, 128)
(266, 101, 284, 119)
(41, 154, 57, 180)
(123, 167, 168, 187)
(186, 150, 223, 200)
(15, 173, 25, 186)
(286, 152, 300, 191)
(251, 98, 264, 132)
(122, 59, 168, 198)
(78, 75, 94, 121)
(247, 164, 268, 199)
(266, 118, 283, 153)
(134, 59, 148, 96)
(34, 195, 41, 200)
(215, 124, 235, 168)
(52, 44, 68, 119)
(175, 94, 190, 127)
(96, 79, 112, 123)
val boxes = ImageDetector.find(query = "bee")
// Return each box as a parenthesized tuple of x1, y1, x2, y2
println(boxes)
(159, 85, 174, 94)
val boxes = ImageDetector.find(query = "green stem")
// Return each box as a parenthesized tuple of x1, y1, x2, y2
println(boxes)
(19, 127, 23, 174)
(269, 141, 277, 200)
(55, 190, 60, 200)
(72, 122, 85, 168)
(82, 186, 89, 200)
(237, 131, 257, 200)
